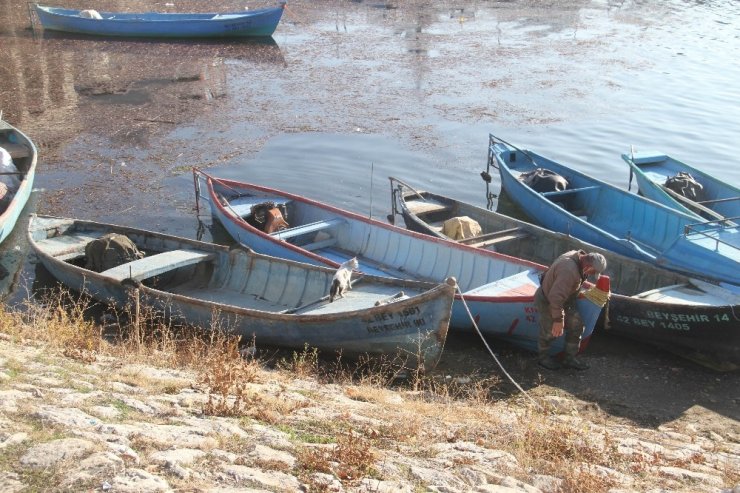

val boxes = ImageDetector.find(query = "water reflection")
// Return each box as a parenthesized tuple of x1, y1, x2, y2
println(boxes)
(0, 25, 284, 128)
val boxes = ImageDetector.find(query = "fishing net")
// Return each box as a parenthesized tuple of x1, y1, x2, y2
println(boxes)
(664, 172, 704, 202)
(519, 168, 569, 193)
(85, 234, 144, 272)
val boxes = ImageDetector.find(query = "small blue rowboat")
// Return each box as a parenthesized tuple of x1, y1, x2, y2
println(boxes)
(193, 169, 610, 358)
(623, 150, 739, 223)
(489, 134, 740, 286)
(28, 215, 457, 370)
(33, 4, 285, 38)
(0, 119, 37, 246)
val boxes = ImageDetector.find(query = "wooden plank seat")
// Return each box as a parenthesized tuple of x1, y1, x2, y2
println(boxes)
(458, 227, 530, 248)
(542, 185, 600, 197)
(0, 142, 31, 160)
(406, 199, 452, 215)
(100, 249, 215, 282)
(271, 218, 346, 240)
(35, 233, 101, 261)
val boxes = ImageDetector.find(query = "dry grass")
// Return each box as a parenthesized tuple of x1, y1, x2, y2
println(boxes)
(1, 287, 736, 492)
(296, 426, 376, 487)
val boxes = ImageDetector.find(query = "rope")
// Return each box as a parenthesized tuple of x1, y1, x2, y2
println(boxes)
(453, 282, 541, 410)
(281, 3, 303, 23)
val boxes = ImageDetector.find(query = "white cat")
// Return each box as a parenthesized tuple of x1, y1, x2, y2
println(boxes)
(329, 257, 358, 302)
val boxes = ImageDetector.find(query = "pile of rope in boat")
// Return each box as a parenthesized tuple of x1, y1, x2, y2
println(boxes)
(452, 281, 541, 410)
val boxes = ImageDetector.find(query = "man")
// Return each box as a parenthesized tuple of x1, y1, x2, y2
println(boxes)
(535, 250, 607, 371)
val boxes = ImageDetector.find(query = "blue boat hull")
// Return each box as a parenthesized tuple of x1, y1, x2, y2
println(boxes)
(0, 120, 37, 245)
(195, 169, 609, 357)
(489, 135, 740, 286)
(34, 5, 284, 38)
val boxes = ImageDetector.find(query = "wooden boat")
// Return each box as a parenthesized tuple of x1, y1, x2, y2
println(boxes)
(33, 4, 285, 38)
(28, 215, 457, 370)
(623, 150, 739, 222)
(389, 177, 740, 371)
(193, 168, 610, 357)
(0, 119, 37, 245)
(488, 134, 740, 286)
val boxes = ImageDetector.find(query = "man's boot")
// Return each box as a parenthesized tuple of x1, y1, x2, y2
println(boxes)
(538, 355, 562, 370)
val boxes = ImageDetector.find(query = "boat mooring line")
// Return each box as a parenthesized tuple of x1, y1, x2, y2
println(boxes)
(453, 282, 541, 409)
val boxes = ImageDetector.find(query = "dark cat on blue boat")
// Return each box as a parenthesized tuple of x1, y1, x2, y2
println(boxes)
(329, 257, 358, 302)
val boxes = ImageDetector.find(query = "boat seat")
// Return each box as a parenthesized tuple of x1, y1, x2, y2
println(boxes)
(271, 218, 346, 240)
(407, 200, 452, 216)
(0, 142, 31, 160)
(100, 249, 215, 282)
(35, 233, 102, 261)
(302, 237, 337, 251)
(458, 227, 530, 248)
(541, 185, 600, 197)
(630, 153, 668, 165)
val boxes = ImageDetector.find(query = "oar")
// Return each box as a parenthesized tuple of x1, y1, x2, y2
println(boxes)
(659, 184, 732, 224)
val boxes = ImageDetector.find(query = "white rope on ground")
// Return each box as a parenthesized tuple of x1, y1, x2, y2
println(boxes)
(453, 282, 541, 409)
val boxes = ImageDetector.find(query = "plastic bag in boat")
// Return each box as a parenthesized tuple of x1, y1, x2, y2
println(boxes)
(0, 147, 20, 191)
(442, 216, 482, 240)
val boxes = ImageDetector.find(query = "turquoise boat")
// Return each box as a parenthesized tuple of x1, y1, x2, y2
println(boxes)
(34, 4, 285, 38)
(28, 215, 456, 370)
(623, 150, 739, 222)
(489, 134, 740, 286)
(0, 119, 37, 245)
(193, 168, 610, 357)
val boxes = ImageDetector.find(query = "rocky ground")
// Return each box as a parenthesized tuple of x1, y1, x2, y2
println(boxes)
(1, 331, 738, 493)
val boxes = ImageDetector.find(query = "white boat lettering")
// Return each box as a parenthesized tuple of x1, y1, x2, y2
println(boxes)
(645, 311, 710, 323)
(614, 315, 655, 328)
(659, 321, 690, 331)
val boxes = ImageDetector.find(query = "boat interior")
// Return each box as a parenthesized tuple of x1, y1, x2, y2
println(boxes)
(32, 218, 424, 315)
(217, 185, 540, 295)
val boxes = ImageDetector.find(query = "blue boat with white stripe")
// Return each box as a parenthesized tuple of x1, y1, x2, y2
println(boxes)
(33, 4, 285, 38)
(489, 134, 740, 286)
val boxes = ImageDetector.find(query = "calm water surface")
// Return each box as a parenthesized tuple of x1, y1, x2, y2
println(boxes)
(0, 0, 738, 300)
(190, 0, 740, 212)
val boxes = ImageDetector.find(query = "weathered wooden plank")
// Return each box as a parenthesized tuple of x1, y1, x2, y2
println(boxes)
(101, 249, 214, 281)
